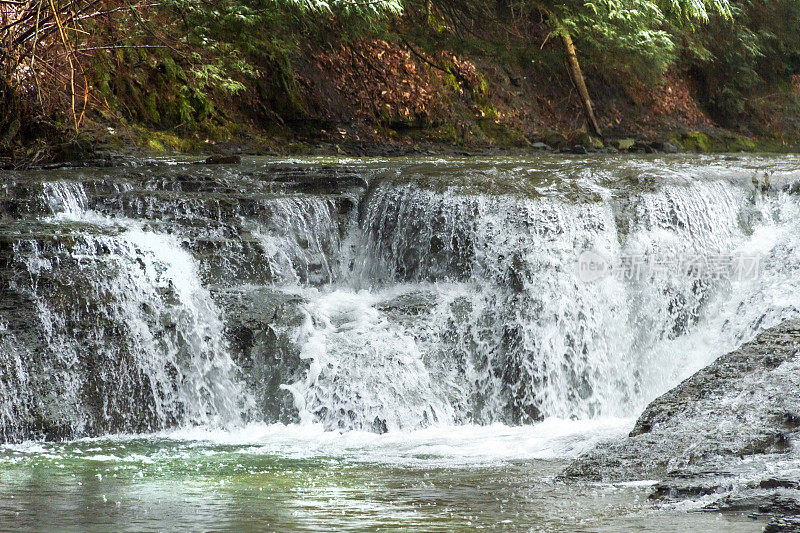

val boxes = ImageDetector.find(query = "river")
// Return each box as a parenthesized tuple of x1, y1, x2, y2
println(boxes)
(2, 155, 799, 530)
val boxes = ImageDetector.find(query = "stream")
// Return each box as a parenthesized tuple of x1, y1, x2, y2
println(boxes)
(2, 154, 800, 530)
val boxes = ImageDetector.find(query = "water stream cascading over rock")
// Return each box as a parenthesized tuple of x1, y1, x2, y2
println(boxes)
(1, 158, 800, 442)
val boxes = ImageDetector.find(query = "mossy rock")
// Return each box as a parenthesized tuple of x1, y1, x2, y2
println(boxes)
(50, 137, 96, 162)
(679, 132, 759, 153)
(572, 131, 603, 149)
(147, 138, 165, 152)
(476, 119, 526, 147)
(615, 138, 635, 151)
(724, 136, 757, 152)
(679, 132, 712, 152)
(544, 131, 568, 148)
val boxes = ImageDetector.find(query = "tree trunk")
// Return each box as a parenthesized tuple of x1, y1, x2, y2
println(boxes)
(560, 31, 602, 138)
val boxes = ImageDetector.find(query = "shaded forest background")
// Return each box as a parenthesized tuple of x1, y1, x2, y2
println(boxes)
(2, 0, 800, 158)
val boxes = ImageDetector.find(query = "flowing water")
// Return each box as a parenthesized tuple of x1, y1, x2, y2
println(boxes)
(1, 154, 800, 530)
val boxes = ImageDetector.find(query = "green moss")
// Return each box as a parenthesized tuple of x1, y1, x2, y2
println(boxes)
(146, 138, 165, 152)
(616, 138, 635, 150)
(544, 131, 567, 148)
(676, 131, 777, 153)
(435, 122, 461, 145)
(130, 125, 206, 154)
(144, 93, 161, 124)
(723, 136, 757, 152)
(473, 72, 490, 100)
(476, 118, 526, 147)
(679, 132, 712, 152)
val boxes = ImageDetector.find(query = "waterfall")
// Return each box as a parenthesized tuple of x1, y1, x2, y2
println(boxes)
(278, 167, 800, 429)
(2, 158, 799, 440)
(247, 196, 343, 285)
(42, 181, 89, 216)
(280, 288, 455, 432)
(0, 181, 252, 441)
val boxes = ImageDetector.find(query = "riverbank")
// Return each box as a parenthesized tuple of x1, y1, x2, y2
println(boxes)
(6, 1, 800, 169)
(5, 35, 800, 168)
(3, 121, 799, 171)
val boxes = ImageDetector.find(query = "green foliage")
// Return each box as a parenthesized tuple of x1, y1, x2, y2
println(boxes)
(147, 0, 402, 128)
(164, 0, 400, 80)
(557, 1, 676, 80)
(657, 0, 731, 23)
(679, 0, 800, 124)
(546, 0, 731, 81)
(12, 0, 799, 144)
(417, 0, 731, 83)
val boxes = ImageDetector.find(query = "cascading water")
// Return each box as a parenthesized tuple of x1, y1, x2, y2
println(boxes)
(2, 157, 800, 441)
(0, 182, 252, 440)
(270, 160, 800, 431)
(280, 288, 456, 432)
(42, 180, 89, 215)
(248, 196, 343, 285)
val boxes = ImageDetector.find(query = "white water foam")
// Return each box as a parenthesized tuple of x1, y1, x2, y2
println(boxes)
(0, 417, 633, 467)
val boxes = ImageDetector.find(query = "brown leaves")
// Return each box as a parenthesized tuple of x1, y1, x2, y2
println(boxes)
(310, 39, 441, 124)
(306, 38, 490, 134)
(631, 72, 712, 129)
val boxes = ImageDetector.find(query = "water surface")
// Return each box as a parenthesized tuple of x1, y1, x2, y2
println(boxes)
(0, 421, 764, 531)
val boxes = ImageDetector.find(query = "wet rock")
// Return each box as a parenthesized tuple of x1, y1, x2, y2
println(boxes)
(651, 141, 680, 153)
(765, 517, 800, 532)
(564, 320, 800, 523)
(572, 132, 603, 150)
(266, 164, 368, 194)
(704, 492, 800, 518)
(662, 142, 679, 153)
(0, 228, 209, 441)
(0, 163, 365, 441)
(50, 139, 96, 164)
(784, 411, 800, 428)
(588, 136, 604, 150)
(629, 321, 800, 440)
(566, 321, 800, 480)
(530, 142, 551, 151)
(204, 154, 241, 165)
(214, 287, 307, 423)
(760, 478, 800, 490)
(571, 145, 588, 155)
(650, 475, 728, 500)
(544, 132, 567, 148)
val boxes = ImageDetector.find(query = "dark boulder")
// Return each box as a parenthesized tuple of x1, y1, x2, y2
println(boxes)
(651, 141, 680, 154)
(205, 154, 242, 165)
(571, 145, 588, 155)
